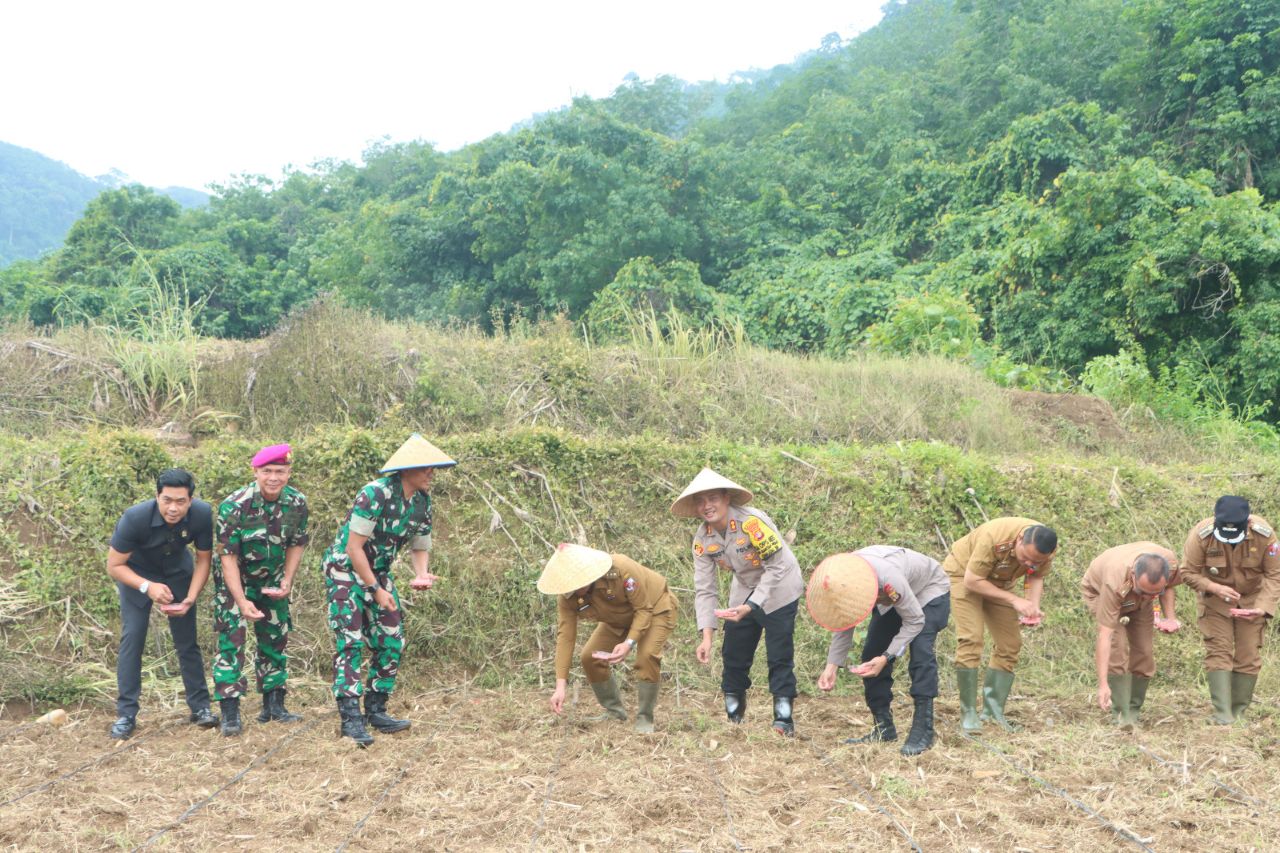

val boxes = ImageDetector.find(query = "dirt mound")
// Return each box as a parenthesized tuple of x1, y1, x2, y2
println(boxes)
(1008, 389, 1127, 446)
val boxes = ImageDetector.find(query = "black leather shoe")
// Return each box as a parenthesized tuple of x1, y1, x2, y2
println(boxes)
(771, 695, 795, 737)
(258, 687, 303, 723)
(219, 698, 242, 737)
(109, 715, 136, 740)
(337, 697, 374, 747)
(724, 692, 746, 723)
(189, 707, 220, 728)
(363, 691, 411, 733)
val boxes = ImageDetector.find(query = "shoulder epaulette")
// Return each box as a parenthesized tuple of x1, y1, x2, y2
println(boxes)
(1252, 521, 1273, 538)
(1198, 524, 1214, 539)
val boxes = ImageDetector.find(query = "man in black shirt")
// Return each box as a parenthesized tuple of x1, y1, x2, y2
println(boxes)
(106, 468, 219, 738)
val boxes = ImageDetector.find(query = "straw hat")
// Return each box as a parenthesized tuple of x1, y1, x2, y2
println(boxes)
(537, 543, 614, 595)
(670, 468, 754, 517)
(380, 433, 457, 473)
(806, 552, 880, 631)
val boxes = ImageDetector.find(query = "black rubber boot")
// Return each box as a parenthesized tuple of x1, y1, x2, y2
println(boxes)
(337, 697, 374, 747)
(364, 691, 411, 733)
(900, 698, 935, 756)
(724, 692, 746, 724)
(219, 698, 242, 737)
(258, 688, 303, 723)
(771, 695, 795, 737)
(846, 706, 896, 744)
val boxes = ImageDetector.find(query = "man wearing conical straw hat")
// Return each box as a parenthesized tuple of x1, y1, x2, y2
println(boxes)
(537, 544, 678, 733)
(673, 468, 804, 735)
(809, 546, 951, 756)
(319, 433, 453, 746)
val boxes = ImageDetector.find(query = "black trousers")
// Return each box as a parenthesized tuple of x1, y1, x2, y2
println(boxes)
(860, 593, 950, 710)
(721, 598, 798, 698)
(116, 576, 211, 717)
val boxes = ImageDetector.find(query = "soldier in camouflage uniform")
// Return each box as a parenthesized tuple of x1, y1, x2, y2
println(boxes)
(322, 433, 454, 746)
(213, 443, 309, 736)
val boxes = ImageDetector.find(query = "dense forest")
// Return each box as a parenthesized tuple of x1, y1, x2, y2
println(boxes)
(3, 0, 1279, 418)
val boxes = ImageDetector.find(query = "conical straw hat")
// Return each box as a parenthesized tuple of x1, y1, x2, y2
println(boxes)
(670, 467, 754, 517)
(537, 543, 614, 595)
(806, 552, 880, 631)
(380, 433, 457, 473)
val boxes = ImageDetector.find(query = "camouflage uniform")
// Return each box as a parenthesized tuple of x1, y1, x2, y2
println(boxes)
(213, 482, 309, 699)
(321, 473, 432, 699)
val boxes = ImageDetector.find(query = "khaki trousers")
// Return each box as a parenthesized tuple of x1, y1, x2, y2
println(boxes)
(953, 588, 1022, 672)
(581, 608, 677, 683)
(1198, 592, 1265, 674)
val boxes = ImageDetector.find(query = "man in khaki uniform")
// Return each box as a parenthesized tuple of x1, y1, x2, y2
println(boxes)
(1081, 542, 1181, 725)
(1182, 496, 1280, 723)
(539, 544, 678, 733)
(945, 517, 1058, 731)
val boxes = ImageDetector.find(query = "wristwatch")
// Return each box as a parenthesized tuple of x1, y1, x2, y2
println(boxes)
(625, 638, 637, 650)
(364, 583, 378, 598)
(138, 580, 151, 595)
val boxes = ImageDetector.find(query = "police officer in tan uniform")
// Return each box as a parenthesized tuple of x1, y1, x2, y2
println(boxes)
(674, 468, 805, 735)
(1081, 542, 1181, 725)
(538, 543, 678, 733)
(945, 517, 1058, 731)
(1181, 496, 1280, 723)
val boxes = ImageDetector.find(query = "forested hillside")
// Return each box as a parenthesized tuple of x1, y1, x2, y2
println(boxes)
(3, 0, 1279, 418)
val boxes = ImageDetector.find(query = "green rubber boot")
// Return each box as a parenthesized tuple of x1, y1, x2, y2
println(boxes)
(956, 667, 982, 732)
(1206, 670, 1234, 725)
(1126, 676, 1150, 726)
(1106, 674, 1132, 726)
(980, 668, 1018, 732)
(1230, 672, 1257, 721)
(634, 682, 659, 734)
(589, 676, 628, 722)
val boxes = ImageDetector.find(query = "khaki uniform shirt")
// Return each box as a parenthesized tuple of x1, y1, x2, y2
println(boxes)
(692, 505, 804, 631)
(1081, 541, 1180, 629)
(944, 516, 1054, 600)
(827, 545, 950, 665)
(1182, 514, 1280, 617)
(554, 554, 677, 680)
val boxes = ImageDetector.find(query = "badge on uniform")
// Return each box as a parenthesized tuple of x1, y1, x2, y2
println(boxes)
(742, 516, 782, 558)
(624, 577, 637, 593)
(1269, 542, 1279, 557)
(693, 542, 704, 556)
(707, 543, 722, 554)
(729, 520, 738, 533)
(736, 537, 747, 547)
(180, 530, 189, 539)
(1119, 616, 1130, 625)
(882, 583, 901, 604)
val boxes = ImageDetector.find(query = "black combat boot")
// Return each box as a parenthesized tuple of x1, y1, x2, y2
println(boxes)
(364, 691, 411, 733)
(258, 687, 303, 723)
(771, 695, 795, 737)
(846, 705, 896, 744)
(219, 698, 242, 737)
(724, 691, 746, 723)
(337, 697, 373, 746)
(900, 698, 935, 756)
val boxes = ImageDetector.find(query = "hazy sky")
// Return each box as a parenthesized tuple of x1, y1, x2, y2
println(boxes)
(0, 1, 884, 190)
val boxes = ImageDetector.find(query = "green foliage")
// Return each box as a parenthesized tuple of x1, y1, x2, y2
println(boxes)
(868, 291, 981, 358)
(584, 256, 721, 341)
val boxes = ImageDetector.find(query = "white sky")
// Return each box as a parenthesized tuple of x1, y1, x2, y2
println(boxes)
(0, 1, 884, 190)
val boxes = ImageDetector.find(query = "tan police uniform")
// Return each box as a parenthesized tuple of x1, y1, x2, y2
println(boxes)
(1081, 542, 1180, 677)
(1182, 514, 1280, 675)
(691, 505, 804, 629)
(945, 516, 1053, 672)
(554, 554, 677, 684)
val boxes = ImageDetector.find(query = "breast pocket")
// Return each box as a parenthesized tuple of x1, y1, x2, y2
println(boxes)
(1204, 556, 1231, 583)
(1236, 559, 1262, 597)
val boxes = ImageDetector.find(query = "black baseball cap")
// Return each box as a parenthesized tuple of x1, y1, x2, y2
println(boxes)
(1213, 495, 1250, 544)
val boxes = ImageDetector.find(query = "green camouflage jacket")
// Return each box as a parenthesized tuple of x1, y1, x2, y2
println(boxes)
(216, 482, 310, 575)
(322, 474, 432, 575)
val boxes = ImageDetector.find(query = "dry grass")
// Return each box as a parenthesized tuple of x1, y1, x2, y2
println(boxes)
(0, 685, 1276, 851)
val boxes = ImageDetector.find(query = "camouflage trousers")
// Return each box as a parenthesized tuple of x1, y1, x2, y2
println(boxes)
(212, 568, 291, 699)
(324, 566, 404, 699)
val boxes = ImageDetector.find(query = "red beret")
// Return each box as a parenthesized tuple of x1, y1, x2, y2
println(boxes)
(251, 443, 293, 468)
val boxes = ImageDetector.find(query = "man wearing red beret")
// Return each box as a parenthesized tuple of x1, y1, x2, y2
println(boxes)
(212, 443, 310, 735)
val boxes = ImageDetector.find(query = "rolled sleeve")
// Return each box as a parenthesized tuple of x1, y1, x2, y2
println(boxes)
(409, 533, 432, 552)
(348, 515, 377, 537)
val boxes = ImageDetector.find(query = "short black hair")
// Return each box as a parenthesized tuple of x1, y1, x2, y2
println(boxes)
(1133, 553, 1170, 584)
(1022, 525, 1057, 554)
(155, 468, 195, 496)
